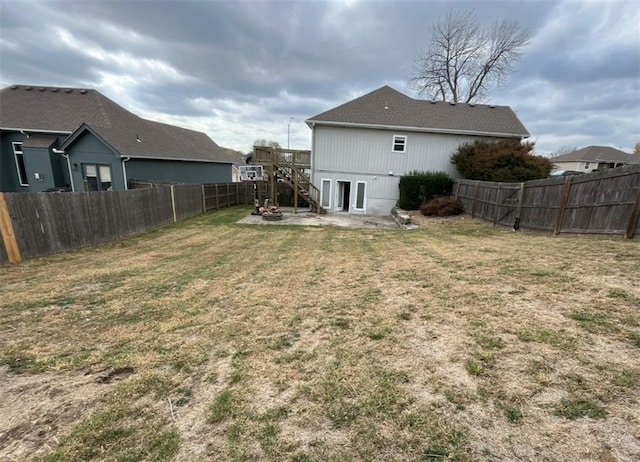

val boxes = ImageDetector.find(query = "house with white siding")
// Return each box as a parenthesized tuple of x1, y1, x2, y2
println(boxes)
(305, 86, 530, 215)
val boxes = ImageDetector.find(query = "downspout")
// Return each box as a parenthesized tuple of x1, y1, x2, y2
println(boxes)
(53, 148, 74, 192)
(122, 157, 131, 190)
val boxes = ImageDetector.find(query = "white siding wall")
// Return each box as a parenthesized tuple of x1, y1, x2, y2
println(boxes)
(311, 125, 482, 215)
(552, 161, 594, 172)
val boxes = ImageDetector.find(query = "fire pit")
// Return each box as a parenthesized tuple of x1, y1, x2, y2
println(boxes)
(261, 206, 283, 221)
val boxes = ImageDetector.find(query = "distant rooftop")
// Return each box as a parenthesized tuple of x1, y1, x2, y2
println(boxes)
(0, 84, 233, 163)
(550, 145, 638, 164)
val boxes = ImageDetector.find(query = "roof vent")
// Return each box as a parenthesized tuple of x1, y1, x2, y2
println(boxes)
(52, 88, 59, 92)
(429, 100, 436, 104)
(65, 89, 72, 93)
(489, 105, 495, 108)
(39, 87, 45, 91)
(469, 103, 475, 107)
(80, 89, 87, 94)
(449, 102, 455, 105)
(25, 86, 32, 91)
(10, 85, 18, 89)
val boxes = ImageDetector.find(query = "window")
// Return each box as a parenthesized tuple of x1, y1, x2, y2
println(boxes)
(12, 142, 28, 186)
(392, 135, 406, 153)
(83, 164, 113, 191)
(321, 179, 331, 209)
(355, 181, 366, 211)
(584, 162, 590, 169)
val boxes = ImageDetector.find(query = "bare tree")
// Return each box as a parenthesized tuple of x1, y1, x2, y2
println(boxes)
(551, 146, 578, 157)
(409, 10, 531, 103)
(634, 141, 640, 155)
(253, 139, 281, 149)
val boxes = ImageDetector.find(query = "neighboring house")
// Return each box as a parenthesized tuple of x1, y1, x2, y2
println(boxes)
(305, 85, 530, 215)
(0, 84, 233, 193)
(222, 148, 248, 182)
(549, 146, 639, 173)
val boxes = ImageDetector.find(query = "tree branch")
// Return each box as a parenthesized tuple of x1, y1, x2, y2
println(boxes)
(409, 10, 530, 103)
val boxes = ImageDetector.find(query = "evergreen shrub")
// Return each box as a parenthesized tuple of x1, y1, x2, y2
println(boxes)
(398, 171, 453, 210)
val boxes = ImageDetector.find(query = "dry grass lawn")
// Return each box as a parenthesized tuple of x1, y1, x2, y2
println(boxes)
(1, 207, 639, 461)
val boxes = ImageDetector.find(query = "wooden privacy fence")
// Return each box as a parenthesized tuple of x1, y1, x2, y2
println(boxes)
(453, 165, 640, 238)
(0, 182, 253, 264)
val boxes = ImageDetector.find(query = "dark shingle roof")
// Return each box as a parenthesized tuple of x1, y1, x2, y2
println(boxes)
(549, 146, 635, 163)
(23, 134, 59, 149)
(0, 85, 112, 132)
(306, 85, 529, 137)
(0, 85, 232, 163)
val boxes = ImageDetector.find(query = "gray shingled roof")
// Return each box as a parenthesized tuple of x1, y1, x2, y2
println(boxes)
(549, 145, 636, 163)
(0, 85, 232, 163)
(23, 134, 59, 149)
(306, 85, 530, 137)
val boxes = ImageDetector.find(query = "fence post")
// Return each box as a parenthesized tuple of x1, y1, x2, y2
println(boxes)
(625, 188, 640, 239)
(0, 193, 22, 264)
(454, 181, 461, 199)
(226, 183, 230, 207)
(554, 177, 574, 235)
(235, 183, 239, 205)
(215, 184, 219, 210)
(170, 185, 177, 222)
(516, 182, 526, 221)
(201, 184, 206, 213)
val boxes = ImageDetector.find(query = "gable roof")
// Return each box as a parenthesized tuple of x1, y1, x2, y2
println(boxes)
(306, 86, 530, 138)
(549, 146, 636, 163)
(0, 84, 233, 164)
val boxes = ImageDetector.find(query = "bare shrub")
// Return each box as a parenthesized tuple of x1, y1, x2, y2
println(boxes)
(420, 196, 464, 216)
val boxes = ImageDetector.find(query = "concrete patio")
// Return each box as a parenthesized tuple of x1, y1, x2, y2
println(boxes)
(236, 207, 401, 229)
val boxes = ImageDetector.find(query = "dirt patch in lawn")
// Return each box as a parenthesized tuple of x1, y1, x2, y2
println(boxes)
(0, 367, 126, 460)
(1, 207, 639, 461)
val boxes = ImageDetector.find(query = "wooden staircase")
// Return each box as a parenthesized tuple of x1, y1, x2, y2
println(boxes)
(253, 146, 324, 213)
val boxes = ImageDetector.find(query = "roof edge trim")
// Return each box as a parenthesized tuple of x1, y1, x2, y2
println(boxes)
(305, 120, 529, 138)
(127, 155, 234, 164)
(1, 127, 73, 135)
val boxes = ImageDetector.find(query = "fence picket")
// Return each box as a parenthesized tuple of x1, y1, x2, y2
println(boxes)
(454, 165, 640, 238)
(0, 193, 21, 263)
(626, 189, 640, 239)
(0, 182, 253, 264)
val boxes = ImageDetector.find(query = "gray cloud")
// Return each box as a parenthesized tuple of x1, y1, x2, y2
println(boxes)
(1, 0, 638, 154)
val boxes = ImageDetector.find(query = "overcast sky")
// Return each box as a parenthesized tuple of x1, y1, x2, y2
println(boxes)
(1, 0, 639, 155)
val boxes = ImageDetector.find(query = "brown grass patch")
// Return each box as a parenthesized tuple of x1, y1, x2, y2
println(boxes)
(1, 207, 639, 461)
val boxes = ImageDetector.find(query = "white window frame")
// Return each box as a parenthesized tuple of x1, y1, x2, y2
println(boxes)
(584, 162, 590, 169)
(12, 142, 29, 186)
(392, 135, 407, 153)
(83, 163, 113, 191)
(321, 179, 332, 209)
(354, 181, 366, 212)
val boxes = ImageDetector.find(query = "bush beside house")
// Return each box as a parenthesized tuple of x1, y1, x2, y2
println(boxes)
(451, 139, 551, 182)
(398, 171, 453, 210)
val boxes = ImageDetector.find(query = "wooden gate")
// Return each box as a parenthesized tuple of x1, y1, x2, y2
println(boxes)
(493, 183, 524, 228)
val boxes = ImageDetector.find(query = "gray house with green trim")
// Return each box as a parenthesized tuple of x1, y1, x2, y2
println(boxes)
(0, 85, 233, 193)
